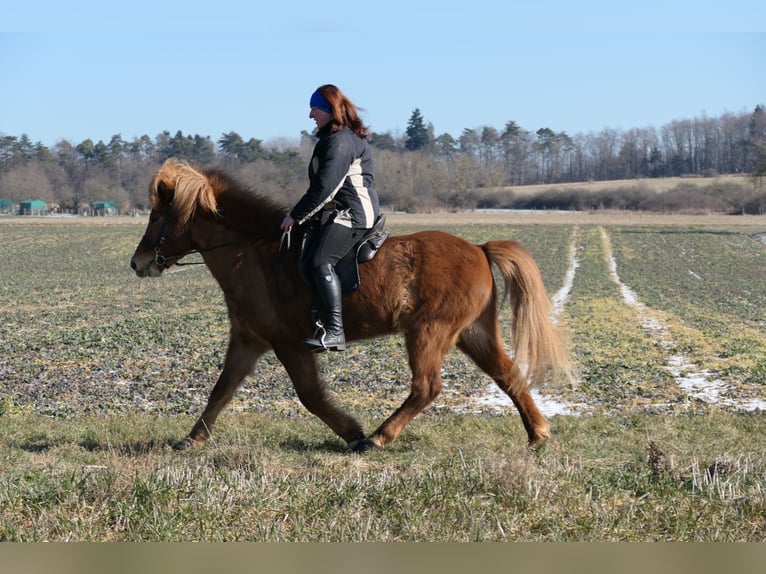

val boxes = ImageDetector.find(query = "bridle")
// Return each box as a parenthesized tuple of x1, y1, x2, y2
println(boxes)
(148, 201, 211, 268)
(150, 201, 179, 267)
(147, 201, 293, 270)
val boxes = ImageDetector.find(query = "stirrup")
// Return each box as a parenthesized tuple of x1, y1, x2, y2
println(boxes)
(303, 323, 346, 352)
(304, 322, 329, 352)
(312, 318, 326, 345)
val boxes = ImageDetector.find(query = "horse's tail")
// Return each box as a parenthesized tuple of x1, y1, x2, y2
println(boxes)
(482, 240, 571, 389)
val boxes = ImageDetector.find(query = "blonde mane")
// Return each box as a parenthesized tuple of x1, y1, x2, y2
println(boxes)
(150, 159, 218, 228)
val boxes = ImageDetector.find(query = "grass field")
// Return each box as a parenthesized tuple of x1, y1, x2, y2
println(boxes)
(0, 211, 765, 541)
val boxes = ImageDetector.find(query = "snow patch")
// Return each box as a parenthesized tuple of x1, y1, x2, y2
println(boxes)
(471, 385, 589, 417)
(551, 230, 580, 320)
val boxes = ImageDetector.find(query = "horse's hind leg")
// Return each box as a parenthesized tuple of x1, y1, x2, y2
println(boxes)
(458, 319, 550, 447)
(273, 342, 365, 449)
(179, 332, 266, 450)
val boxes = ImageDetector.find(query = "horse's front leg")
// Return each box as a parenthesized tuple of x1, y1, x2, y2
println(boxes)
(361, 330, 448, 451)
(272, 342, 366, 449)
(175, 332, 266, 450)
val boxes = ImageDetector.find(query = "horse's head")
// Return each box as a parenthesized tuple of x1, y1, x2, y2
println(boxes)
(130, 159, 218, 277)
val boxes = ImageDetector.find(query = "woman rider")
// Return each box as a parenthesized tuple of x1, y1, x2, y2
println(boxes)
(280, 84, 380, 352)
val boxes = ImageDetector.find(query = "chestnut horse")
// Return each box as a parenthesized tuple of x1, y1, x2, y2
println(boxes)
(130, 159, 568, 452)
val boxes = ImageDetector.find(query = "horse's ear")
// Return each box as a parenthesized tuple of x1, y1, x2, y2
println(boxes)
(150, 159, 183, 208)
(156, 180, 174, 203)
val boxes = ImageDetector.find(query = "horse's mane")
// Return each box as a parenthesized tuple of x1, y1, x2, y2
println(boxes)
(150, 159, 288, 237)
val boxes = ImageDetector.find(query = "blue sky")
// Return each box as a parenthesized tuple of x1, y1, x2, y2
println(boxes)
(2, 2, 764, 148)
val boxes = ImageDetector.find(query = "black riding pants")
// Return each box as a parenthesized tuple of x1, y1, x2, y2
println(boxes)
(298, 221, 361, 288)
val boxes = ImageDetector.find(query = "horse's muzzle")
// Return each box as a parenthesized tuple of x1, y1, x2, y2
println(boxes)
(130, 254, 163, 278)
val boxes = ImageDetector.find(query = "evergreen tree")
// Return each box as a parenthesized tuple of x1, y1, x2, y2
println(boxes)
(239, 138, 265, 163)
(434, 133, 458, 156)
(370, 131, 399, 151)
(218, 131, 245, 158)
(76, 139, 96, 164)
(749, 105, 766, 184)
(16, 134, 36, 161)
(405, 108, 429, 151)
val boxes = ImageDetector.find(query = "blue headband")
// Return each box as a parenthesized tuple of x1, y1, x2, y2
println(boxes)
(309, 89, 332, 114)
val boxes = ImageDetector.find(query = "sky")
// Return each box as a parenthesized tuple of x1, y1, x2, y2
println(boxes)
(2, 1, 765, 149)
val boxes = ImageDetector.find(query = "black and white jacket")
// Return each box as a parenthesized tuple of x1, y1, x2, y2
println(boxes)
(290, 126, 380, 229)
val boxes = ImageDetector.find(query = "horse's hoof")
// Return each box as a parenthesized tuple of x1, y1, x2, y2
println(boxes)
(172, 437, 198, 451)
(351, 438, 382, 454)
(348, 433, 366, 453)
(528, 435, 550, 451)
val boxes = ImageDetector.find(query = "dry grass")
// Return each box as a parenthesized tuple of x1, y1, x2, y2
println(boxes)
(504, 174, 753, 196)
(386, 210, 766, 228)
(1, 410, 765, 541)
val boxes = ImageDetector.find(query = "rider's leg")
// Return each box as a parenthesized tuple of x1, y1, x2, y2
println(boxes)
(303, 222, 359, 352)
(304, 262, 346, 351)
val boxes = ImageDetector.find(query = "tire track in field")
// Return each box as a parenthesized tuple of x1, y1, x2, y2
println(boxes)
(469, 228, 589, 417)
(600, 227, 766, 412)
(551, 227, 580, 320)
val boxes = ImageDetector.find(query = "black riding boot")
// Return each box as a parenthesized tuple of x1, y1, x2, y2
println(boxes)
(304, 264, 346, 352)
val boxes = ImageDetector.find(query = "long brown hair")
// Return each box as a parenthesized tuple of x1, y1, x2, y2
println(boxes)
(317, 84, 370, 140)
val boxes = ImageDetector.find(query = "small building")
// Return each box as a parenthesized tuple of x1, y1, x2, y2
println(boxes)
(0, 199, 13, 214)
(18, 200, 47, 216)
(90, 201, 119, 216)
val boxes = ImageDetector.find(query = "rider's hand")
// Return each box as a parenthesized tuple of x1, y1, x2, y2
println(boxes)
(280, 215, 295, 232)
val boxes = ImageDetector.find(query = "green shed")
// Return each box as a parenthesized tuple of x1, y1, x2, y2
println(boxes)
(0, 199, 13, 214)
(91, 201, 119, 216)
(18, 200, 47, 216)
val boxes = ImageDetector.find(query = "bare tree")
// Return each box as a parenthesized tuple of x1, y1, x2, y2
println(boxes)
(0, 162, 54, 203)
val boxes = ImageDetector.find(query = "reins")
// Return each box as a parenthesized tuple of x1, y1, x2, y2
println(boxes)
(151, 200, 265, 266)
(274, 229, 295, 299)
(150, 203, 296, 299)
(174, 238, 256, 266)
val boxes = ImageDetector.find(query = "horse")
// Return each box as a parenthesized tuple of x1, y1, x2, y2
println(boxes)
(130, 159, 569, 452)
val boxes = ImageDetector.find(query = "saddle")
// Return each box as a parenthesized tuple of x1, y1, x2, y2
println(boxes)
(336, 214, 389, 292)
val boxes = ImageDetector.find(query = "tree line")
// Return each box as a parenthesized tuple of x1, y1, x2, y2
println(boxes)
(1, 105, 764, 215)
